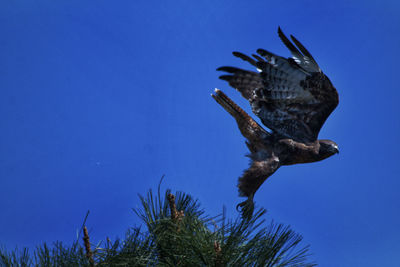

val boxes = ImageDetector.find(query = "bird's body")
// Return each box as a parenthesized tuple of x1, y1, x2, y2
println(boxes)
(212, 28, 339, 217)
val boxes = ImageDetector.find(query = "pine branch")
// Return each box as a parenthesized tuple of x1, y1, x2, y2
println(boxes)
(83, 226, 95, 267)
(0, 183, 316, 266)
(214, 241, 222, 266)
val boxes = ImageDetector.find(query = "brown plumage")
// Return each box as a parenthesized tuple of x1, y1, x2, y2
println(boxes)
(212, 27, 339, 218)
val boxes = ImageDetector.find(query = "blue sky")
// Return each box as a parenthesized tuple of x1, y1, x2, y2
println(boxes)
(1, 1, 399, 266)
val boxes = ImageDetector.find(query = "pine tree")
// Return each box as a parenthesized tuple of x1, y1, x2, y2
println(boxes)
(0, 183, 316, 266)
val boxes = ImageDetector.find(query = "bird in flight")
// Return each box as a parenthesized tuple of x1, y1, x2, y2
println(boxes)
(212, 27, 339, 217)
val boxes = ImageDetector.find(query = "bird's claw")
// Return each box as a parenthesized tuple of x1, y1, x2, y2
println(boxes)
(236, 198, 255, 220)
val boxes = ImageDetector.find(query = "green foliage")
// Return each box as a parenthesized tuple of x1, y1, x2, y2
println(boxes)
(0, 241, 89, 267)
(0, 185, 316, 266)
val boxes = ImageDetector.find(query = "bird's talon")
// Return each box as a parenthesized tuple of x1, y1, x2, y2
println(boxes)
(236, 198, 255, 219)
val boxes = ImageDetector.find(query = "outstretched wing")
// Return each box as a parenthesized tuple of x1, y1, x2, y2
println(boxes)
(218, 27, 338, 143)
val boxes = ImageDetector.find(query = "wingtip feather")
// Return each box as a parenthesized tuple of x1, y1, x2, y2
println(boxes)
(218, 75, 232, 81)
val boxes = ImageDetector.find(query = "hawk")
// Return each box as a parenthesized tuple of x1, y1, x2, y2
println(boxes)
(212, 27, 339, 217)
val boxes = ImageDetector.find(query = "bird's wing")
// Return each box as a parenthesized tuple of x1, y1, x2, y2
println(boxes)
(218, 27, 338, 143)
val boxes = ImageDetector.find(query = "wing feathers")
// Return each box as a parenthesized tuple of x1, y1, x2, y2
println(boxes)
(217, 67, 263, 100)
(278, 27, 304, 62)
(278, 27, 320, 73)
(232, 51, 258, 67)
(251, 54, 265, 62)
(217, 27, 338, 142)
(257, 48, 300, 76)
(290, 34, 319, 70)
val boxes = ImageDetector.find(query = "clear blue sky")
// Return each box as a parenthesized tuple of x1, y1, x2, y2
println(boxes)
(1, 1, 399, 266)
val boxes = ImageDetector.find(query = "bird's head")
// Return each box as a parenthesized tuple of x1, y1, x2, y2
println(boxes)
(318, 140, 339, 159)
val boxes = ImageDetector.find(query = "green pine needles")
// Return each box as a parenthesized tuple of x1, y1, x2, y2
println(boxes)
(1, 183, 316, 266)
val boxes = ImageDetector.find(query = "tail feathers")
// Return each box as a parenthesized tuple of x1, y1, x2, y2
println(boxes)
(212, 89, 256, 127)
(211, 89, 269, 139)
